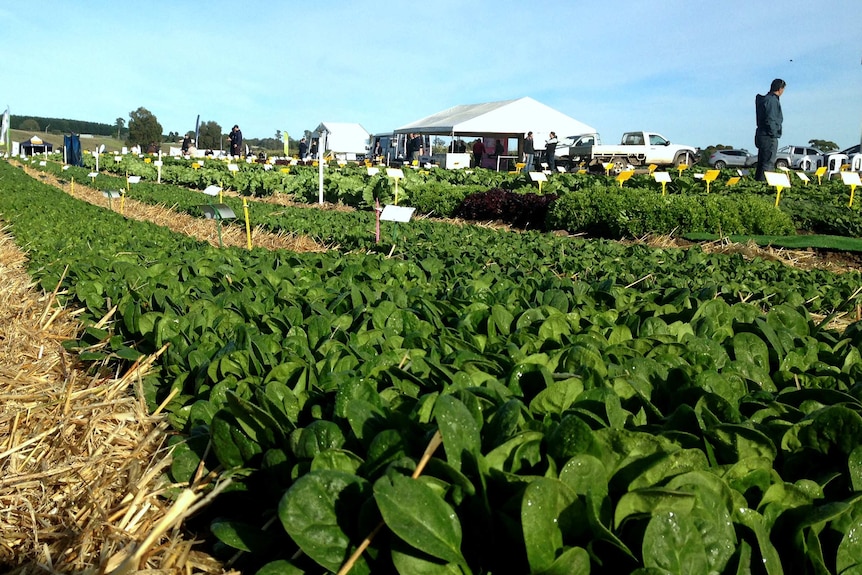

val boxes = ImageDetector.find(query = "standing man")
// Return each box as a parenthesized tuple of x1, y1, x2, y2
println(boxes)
(754, 78, 785, 181)
(406, 133, 424, 163)
(298, 137, 308, 159)
(523, 131, 535, 173)
(228, 124, 243, 158)
(545, 131, 558, 172)
(472, 138, 486, 168)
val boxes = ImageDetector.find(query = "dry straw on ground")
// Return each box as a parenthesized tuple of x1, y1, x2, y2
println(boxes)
(0, 226, 231, 574)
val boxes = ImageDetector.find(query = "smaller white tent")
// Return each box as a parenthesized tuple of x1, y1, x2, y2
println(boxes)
(312, 122, 370, 159)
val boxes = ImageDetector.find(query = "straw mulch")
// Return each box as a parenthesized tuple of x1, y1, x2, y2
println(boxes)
(0, 225, 234, 574)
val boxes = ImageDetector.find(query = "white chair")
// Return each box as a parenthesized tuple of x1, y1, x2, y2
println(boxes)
(827, 153, 848, 178)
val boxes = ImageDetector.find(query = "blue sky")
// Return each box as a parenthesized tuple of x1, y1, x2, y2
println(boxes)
(2, 1, 860, 151)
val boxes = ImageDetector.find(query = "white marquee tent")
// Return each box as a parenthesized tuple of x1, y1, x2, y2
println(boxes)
(395, 96, 595, 144)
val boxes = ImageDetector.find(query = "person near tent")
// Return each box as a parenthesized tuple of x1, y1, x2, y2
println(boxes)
(228, 125, 243, 158)
(181, 134, 191, 154)
(298, 137, 308, 159)
(406, 133, 423, 162)
(494, 139, 504, 157)
(523, 131, 535, 173)
(472, 138, 485, 168)
(372, 138, 382, 159)
(545, 132, 558, 171)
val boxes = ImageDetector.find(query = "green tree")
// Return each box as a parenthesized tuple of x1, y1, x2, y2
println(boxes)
(197, 120, 223, 150)
(127, 107, 163, 150)
(275, 130, 282, 142)
(115, 117, 125, 139)
(19, 119, 40, 132)
(165, 131, 179, 142)
(809, 139, 838, 152)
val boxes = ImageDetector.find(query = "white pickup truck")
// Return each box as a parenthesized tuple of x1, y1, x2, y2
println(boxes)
(565, 131, 698, 174)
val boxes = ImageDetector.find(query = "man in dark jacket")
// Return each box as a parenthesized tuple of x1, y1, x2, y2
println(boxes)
(754, 78, 785, 181)
(229, 125, 243, 158)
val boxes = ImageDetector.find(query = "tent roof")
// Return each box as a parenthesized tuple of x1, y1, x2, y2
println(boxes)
(312, 122, 370, 139)
(394, 96, 596, 138)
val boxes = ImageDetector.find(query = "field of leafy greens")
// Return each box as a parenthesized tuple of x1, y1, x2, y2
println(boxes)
(77, 152, 862, 241)
(3, 157, 862, 574)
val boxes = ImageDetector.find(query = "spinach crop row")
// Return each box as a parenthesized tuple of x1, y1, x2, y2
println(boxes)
(4, 160, 862, 574)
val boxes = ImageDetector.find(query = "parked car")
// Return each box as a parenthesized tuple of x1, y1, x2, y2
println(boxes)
(708, 149, 755, 169)
(774, 145, 825, 170)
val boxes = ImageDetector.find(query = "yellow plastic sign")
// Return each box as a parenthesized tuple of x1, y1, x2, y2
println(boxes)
(652, 171, 672, 196)
(765, 171, 791, 207)
(814, 166, 827, 185)
(616, 170, 634, 188)
(841, 171, 862, 208)
(703, 169, 720, 193)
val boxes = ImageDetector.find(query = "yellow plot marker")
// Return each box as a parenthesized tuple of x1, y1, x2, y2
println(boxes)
(795, 171, 810, 186)
(243, 198, 252, 249)
(765, 171, 791, 207)
(387, 168, 404, 205)
(648, 164, 658, 174)
(726, 176, 741, 186)
(841, 171, 862, 208)
(604, 162, 614, 176)
(280, 167, 290, 174)
(676, 163, 689, 178)
(652, 171, 672, 196)
(814, 166, 826, 184)
(529, 171, 547, 193)
(703, 169, 720, 193)
(616, 170, 634, 188)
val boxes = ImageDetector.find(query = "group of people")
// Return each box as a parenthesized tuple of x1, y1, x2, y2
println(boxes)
(521, 131, 558, 173)
(468, 131, 559, 173)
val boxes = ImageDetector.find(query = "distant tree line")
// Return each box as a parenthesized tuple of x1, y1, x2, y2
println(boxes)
(14, 108, 305, 155)
(11, 116, 121, 137)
